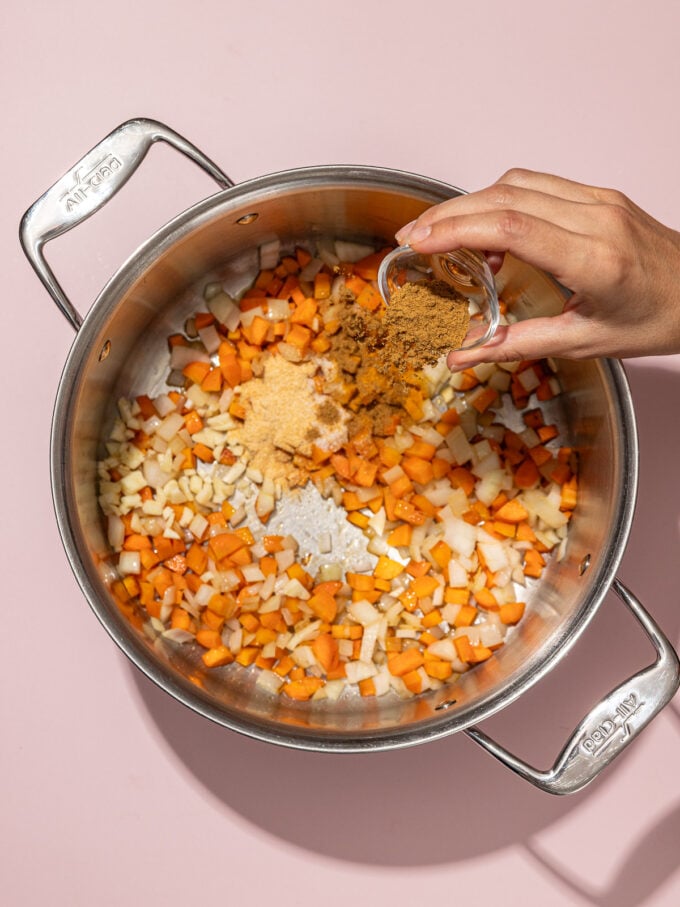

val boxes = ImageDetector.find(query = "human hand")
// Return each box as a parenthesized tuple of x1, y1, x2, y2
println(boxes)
(396, 169, 680, 365)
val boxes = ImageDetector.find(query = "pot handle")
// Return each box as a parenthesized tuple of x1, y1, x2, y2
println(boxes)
(464, 579, 680, 795)
(19, 117, 234, 332)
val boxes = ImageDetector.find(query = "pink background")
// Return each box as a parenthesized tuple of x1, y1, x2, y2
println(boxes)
(3, 1, 680, 904)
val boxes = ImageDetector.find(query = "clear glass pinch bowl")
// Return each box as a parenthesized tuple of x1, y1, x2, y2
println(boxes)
(377, 245, 500, 351)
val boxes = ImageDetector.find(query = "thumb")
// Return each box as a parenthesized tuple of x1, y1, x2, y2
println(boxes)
(446, 313, 597, 368)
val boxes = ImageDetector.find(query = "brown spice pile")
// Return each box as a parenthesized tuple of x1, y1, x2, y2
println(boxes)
(383, 278, 470, 370)
(322, 294, 415, 437)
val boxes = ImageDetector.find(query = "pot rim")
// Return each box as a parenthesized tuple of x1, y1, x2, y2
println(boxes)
(49, 163, 639, 751)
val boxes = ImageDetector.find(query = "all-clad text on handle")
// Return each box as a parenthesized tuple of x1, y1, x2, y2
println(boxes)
(20, 118, 234, 331)
(465, 580, 680, 795)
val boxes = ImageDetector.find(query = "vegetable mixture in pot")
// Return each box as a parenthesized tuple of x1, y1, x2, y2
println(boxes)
(97, 239, 578, 703)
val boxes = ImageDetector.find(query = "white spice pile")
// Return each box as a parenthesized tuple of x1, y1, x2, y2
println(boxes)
(231, 353, 348, 487)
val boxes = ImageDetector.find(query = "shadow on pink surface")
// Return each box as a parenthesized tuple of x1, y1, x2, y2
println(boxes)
(131, 364, 680, 889)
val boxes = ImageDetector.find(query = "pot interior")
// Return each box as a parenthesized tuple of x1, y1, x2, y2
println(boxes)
(53, 168, 637, 750)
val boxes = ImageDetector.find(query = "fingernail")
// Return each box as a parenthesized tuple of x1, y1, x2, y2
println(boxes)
(395, 219, 416, 244)
(408, 223, 432, 244)
(447, 355, 480, 373)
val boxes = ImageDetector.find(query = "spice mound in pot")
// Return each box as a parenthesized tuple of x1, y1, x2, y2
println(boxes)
(96, 237, 578, 707)
(382, 278, 471, 371)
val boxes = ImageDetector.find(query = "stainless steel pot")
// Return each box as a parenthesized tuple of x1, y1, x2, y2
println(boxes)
(21, 119, 680, 795)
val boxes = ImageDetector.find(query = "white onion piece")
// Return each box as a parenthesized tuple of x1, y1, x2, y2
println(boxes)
(157, 412, 185, 442)
(265, 298, 291, 321)
(208, 292, 241, 330)
(152, 394, 177, 417)
(118, 551, 141, 575)
(170, 345, 210, 370)
(107, 514, 125, 550)
(198, 324, 221, 355)
(441, 512, 477, 558)
(259, 239, 281, 269)
(445, 425, 473, 464)
(162, 628, 195, 644)
(240, 305, 265, 328)
(334, 240, 374, 262)
(344, 660, 377, 684)
(299, 257, 324, 281)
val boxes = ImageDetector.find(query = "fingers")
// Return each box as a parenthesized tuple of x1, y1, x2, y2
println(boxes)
(401, 210, 590, 288)
(398, 184, 601, 246)
(446, 313, 603, 368)
(493, 168, 609, 204)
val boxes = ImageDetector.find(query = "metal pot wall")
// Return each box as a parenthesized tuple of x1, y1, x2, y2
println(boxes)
(21, 119, 680, 795)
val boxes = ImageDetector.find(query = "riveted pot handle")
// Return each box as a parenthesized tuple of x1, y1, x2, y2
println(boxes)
(19, 118, 234, 332)
(465, 580, 680, 795)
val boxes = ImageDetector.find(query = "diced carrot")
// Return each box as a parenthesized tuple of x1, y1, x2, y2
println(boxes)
(345, 275, 368, 296)
(393, 499, 426, 525)
(308, 591, 337, 623)
(290, 296, 318, 327)
(312, 271, 331, 300)
(285, 323, 313, 350)
(235, 647, 260, 667)
(402, 669, 423, 694)
(196, 629, 223, 649)
(192, 443, 214, 462)
(450, 467, 475, 496)
(424, 659, 453, 681)
(281, 256, 300, 275)
(499, 601, 526, 625)
(352, 458, 378, 487)
(410, 494, 438, 518)
(523, 548, 545, 578)
(514, 457, 540, 489)
(494, 498, 529, 523)
(123, 533, 152, 551)
(445, 587, 470, 605)
(165, 554, 187, 575)
(358, 677, 377, 697)
(373, 555, 405, 580)
(474, 587, 498, 610)
(282, 678, 324, 700)
(262, 535, 285, 553)
(453, 604, 477, 627)
(462, 644, 491, 664)
(561, 476, 578, 510)
(312, 633, 339, 673)
(388, 647, 424, 677)
(182, 361, 211, 385)
(353, 251, 390, 281)
(401, 456, 434, 485)
(219, 346, 242, 387)
(202, 646, 234, 668)
(454, 635, 475, 663)
(410, 574, 439, 598)
(296, 247, 312, 267)
(471, 386, 498, 413)
(209, 532, 245, 561)
(528, 444, 553, 466)
(182, 412, 204, 438)
(346, 572, 375, 592)
(421, 608, 443, 629)
(387, 523, 412, 547)
(331, 624, 363, 640)
(274, 655, 295, 677)
(200, 367, 223, 393)
(389, 473, 414, 499)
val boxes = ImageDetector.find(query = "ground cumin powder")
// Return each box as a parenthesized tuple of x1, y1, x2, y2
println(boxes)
(383, 278, 470, 370)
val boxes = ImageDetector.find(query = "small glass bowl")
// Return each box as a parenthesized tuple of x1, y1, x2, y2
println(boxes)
(377, 245, 500, 351)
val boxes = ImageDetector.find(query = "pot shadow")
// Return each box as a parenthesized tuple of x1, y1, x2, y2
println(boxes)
(131, 363, 680, 885)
